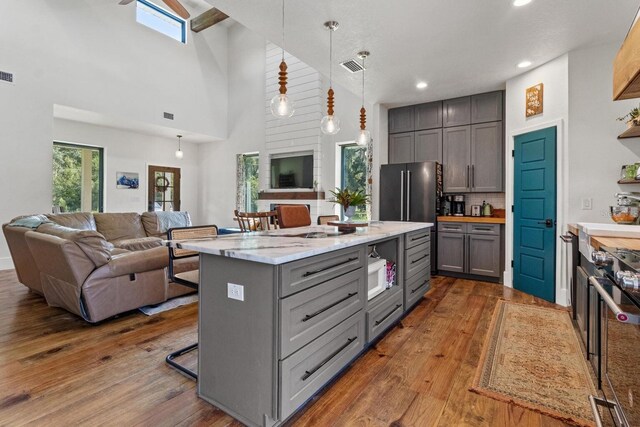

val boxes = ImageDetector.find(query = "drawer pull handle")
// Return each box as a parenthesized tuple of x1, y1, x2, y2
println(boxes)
(411, 234, 427, 241)
(474, 227, 491, 231)
(301, 337, 357, 381)
(302, 292, 358, 322)
(375, 304, 402, 326)
(302, 257, 359, 278)
(411, 280, 429, 294)
(411, 254, 429, 264)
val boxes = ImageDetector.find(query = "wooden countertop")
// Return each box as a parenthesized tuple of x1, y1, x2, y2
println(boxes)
(567, 224, 579, 236)
(438, 216, 505, 224)
(590, 236, 640, 251)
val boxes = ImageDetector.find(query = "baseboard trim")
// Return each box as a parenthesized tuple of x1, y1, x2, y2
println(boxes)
(0, 257, 15, 271)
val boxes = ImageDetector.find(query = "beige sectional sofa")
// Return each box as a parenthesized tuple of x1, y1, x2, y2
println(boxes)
(2, 211, 197, 322)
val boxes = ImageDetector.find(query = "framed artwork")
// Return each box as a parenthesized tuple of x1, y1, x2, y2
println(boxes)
(116, 172, 139, 189)
(526, 83, 544, 117)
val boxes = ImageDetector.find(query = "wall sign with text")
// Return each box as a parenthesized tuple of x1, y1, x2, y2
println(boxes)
(526, 83, 544, 117)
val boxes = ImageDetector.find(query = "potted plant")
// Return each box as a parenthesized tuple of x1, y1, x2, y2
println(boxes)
(329, 187, 370, 221)
(617, 104, 640, 128)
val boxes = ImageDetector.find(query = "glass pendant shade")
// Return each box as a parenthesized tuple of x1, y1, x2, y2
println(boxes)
(270, 93, 295, 118)
(356, 129, 370, 146)
(320, 114, 340, 135)
(175, 149, 184, 159)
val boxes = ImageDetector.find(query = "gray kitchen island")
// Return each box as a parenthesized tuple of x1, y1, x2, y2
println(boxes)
(177, 221, 433, 427)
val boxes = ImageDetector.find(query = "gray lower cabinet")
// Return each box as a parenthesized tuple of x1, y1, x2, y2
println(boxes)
(389, 132, 415, 164)
(366, 286, 403, 343)
(389, 106, 414, 134)
(438, 222, 503, 278)
(403, 231, 431, 308)
(415, 129, 443, 163)
(443, 126, 471, 192)
(471, 91, 503, 124)
(405, 266, 431, 308)
(443, 96, 471, 127)
(437, 232, 465, 273)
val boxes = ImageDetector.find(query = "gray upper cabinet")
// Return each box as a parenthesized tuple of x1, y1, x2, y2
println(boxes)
(443, 97, 471, 127)
(389, 106, 414, 134)
(471, 122, 503, 192)
(443, 126, 471, 192)
(414, 101, 442, 130)
(471, 91, 503, 124)
(389, 132, 415, 164)
(415, 129, 443, 163)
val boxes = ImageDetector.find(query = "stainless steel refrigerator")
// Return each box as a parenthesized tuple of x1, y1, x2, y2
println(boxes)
(379, 162, 442, 274)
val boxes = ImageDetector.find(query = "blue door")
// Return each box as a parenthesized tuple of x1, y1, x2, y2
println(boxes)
(513, 127, 556, 302)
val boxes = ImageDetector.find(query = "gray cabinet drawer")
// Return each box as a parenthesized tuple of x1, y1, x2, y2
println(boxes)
(405, 241, 430, 280)
(405, 228, 431, 249)
(438, 222, 467, 233)
(280, 246, 365, 297)
(280, 268, 365, 358)
(467, 223, 500, 235)
(366, 287, 403, 343)
(405, 267, 430, 309)
(279, 312, 365, 420)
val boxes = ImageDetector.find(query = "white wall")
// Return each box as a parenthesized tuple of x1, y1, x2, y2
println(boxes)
(198, 24, 266, 227)
(568, 42, 640, 223)
(504, 54, 569, 303)
(0, 1, 228, 269)
(53, 119, 200, 223)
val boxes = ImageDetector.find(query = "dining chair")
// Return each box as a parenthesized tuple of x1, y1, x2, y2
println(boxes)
(317, 215, 340, 225)
(165, 224, 218, 380)
(276, 205, 312, 229)
(234, 210, 279, 232)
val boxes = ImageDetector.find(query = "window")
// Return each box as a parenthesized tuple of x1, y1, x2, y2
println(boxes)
(52, 142, 104, 213)
(136, 0, 186, 44)
(242, 154, 259, 212)
(340, 144, 368, 221)
(148, 165, 181, 212)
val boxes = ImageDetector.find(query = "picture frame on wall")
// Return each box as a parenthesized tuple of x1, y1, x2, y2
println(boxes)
(525, 83, 543, 117)
(116, 172, 139, 189)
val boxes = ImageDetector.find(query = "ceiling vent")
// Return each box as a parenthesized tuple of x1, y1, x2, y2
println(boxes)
(340, 59, 365, 73)
(0, 71, 14, 83)
(163, 112, 174, 120)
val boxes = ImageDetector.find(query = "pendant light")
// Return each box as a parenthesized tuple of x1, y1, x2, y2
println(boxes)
(270, 0, 295, 118)
(175, 134, 184, 159)
(355, 51, 371, 146)
(320, 21, 340, 135)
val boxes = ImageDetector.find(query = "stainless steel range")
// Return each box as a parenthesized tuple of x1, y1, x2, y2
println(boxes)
(589, 246, 640, 427)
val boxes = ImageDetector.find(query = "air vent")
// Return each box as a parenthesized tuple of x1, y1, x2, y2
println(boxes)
(340, 59, 364, 73)
(163, 112, 174, 120)
(0, 71, 14, 83)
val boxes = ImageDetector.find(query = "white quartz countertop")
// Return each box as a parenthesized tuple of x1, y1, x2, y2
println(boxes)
(173, 221, 433, 265)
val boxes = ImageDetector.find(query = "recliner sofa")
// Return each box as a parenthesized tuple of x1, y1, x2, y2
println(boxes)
(2, 211, 197, 322)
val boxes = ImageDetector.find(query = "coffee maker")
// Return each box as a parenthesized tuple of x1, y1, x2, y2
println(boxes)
(452, 195, 465, 216)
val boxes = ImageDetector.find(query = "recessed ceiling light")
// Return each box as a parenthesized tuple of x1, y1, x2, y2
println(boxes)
(513, 0, 532, 6)
(416, 81, 428, 89)
(517, 60, 532, 68)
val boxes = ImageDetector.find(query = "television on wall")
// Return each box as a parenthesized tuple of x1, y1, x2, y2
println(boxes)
(270, 154, 313, 189)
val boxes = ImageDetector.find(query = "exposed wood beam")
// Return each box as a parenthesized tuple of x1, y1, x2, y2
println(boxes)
(162, 0, 190, 20)
(190, 8, 229, 33)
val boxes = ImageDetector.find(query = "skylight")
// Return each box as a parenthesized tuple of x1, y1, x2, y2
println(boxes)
(136, 0, 186, 44)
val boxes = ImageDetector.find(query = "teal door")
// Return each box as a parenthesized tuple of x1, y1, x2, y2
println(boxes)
(513, 127, 557, 302)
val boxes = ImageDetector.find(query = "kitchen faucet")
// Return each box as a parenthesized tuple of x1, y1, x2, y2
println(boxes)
(615, 192, 640, 203)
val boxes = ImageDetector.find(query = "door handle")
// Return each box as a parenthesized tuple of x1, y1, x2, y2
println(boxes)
(537, 219, 554, 228)
(406, 170, 411, 221)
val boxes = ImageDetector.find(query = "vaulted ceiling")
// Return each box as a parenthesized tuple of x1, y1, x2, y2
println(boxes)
(205, 0, 639, 106)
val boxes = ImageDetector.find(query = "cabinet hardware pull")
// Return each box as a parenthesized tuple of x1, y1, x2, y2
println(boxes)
(400, 170, 404, 221)
(466, 165, 470, 188)
(406, 170, 411, 221)
(411, 234, 427, 241)
(559, 234, 572, 243)
(302, 292, 358, 322)
(302, 257, 359, 277)
(375, 304, 402, 325)
(411, 280, 429, 294)
(301, 337, 357, 381)
(471, 165, 475, 189)
(411, 254, 429, 264)
(474, 227, 491, 231)
(590, 276, 640, 324)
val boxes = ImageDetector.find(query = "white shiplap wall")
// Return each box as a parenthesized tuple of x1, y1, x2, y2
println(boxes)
(260, 43, 326, 218)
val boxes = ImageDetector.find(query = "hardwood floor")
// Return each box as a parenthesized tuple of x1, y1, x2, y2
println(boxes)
(0, 270, 570, 426)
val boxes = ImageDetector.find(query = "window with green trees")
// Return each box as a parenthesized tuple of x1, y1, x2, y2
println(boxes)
(52, 142, 104, 213)
(340, 144, 368, 221)
(243, 153, 259, 212)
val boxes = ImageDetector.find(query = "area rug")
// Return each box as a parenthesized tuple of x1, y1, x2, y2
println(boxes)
(470, 300, 596, 427)
(138, 294, 198, 316)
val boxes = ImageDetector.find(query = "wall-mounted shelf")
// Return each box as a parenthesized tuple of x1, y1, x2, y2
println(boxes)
(618, 126, 640, 139)
(618, 178, 640, 184)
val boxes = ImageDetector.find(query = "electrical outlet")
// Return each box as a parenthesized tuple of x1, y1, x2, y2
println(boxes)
(227, 283, 244, 301)
(581, 198, 592, 210)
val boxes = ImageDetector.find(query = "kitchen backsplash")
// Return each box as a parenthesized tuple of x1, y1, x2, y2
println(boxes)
(461, 193, 505, 216)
